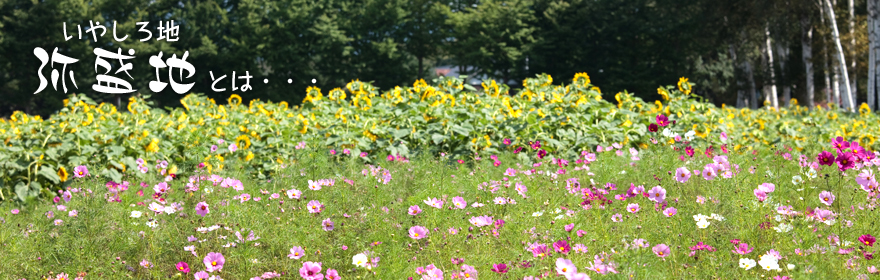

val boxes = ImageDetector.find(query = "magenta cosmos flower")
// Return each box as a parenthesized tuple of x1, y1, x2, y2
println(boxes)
(832, 136, 849, 152)
(408, 205, 422, 215)
(203, 252, 225, 272)
(195, 202, 209, 217)
(818, 150, 836, 166)
(307, 200, 324, 213)
(859, 235, 876, 247)
(648, 123, 658, 132)
(176, 261, 190, 273)
(818, 191, 835, 206)
(73, 165, 89, 178)
(299, 261, 323, 280)
(652, 244, 671, 258)
(674, 167, 691, 183)
(532, 243, 551, 258)
(836, 153, 856, 171)
(553, 240, 571, 254)
(656, 114, 669, 126)
(491, 263, 509, 273)
(409, 226, 428, 239)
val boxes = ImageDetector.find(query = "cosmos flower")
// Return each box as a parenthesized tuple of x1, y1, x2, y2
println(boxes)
(195, 202, 209, 217)
(203, 252, 225, 272)
(652, 244, 670, 258)
(674, 167, 691, 183)
(409, 226, 428, 239)
(176, 262, 190, 273)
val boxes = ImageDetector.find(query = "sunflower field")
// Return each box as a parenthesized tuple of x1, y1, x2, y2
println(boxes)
(0, 74, 877, 202)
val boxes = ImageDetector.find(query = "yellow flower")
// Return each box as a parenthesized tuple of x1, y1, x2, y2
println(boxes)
(146, 138, 160, 153)
(677, 77, 691, 95)
(245, 151, 254, 161)
(657, 88, 670, 101)
(621, 119, 632, 127)
(235, 135, 251, 149)
(228, 94, 243, 106)
(57, 167, 68, 182)
(573, 73, 590, 87)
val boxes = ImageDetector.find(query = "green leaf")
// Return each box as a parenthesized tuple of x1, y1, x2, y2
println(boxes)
(38, 166, 61, 184)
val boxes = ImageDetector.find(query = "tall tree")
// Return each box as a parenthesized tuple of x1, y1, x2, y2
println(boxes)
(868, 0, 879, 110)
(801, 9, 815, 108)
(823, 0, 855, 111)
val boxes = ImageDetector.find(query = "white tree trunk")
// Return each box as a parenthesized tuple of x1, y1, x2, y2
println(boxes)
(824, 0, 856, 112)
(777, 40, 791, 105)
(834, 60, 842, 108)
(802, 13, 815, 108)
(868, 0, 879, 111)
(765, 24, 780, 109)
(848, 0, 858, 110)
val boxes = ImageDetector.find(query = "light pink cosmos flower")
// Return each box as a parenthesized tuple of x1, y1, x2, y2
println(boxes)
(702, 165, 717, 181)
(424, 197, 443, 209)
(203, 252, 225, 272)
(555, 258, 578, 277)
(409, 226, 428, 239)
(663, 207, 677, 217)
(626, 203, 640, 213)
(228, 143, 238, 153)
(452, 197, 467, 209)
(286, 189, 302, 199)
(469, 216, 494, 227)
(194, 271, 209, 279)
(322, 218, 334, 231)
(288, 246, 306, 259)
(758, 183, 775, 193)
(307, 200, 324, 213)
(647, 186, 666, 203)
(652, 244, 671, 258)
(819, 191, 835, 206)
(74, 165, 89, 178)
(408, 205, 422, 215)
(753, 189, 767, 202)
(674, 167, 691, 183)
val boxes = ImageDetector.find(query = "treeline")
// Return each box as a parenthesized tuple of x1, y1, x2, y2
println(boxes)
(0, 0, 878, 117)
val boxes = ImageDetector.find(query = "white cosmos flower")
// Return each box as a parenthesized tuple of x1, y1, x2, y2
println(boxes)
(739, 258, 756, 270)
(130, 211, 143, 218)
(352, 253, 368, 268)
(696, 218, 710, 229)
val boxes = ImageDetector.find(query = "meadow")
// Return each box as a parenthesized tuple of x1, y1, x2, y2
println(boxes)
(0, 74, 878, 279)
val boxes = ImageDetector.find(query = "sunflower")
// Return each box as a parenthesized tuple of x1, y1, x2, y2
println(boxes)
(235, 135, 251, 149)
(146, 138, 160, 153)
(572, 73, 591, 87)
(57, 166, 68, 182)
(227, 94, 243, 106)
(245, 151, 254, 161)
(677, 77, 691, 95)
(657, 88, 670, 101)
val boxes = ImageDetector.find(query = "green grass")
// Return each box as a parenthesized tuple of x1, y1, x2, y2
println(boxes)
(0, 144, 877, 280)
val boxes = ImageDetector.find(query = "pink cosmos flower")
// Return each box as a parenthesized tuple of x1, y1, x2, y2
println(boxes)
(836, 153, 856, 171)
(564, 223, 575, 232)
(194, 271, 209, 280)
(553, 240, 571, 254)
(758, 183, 775, 193)
(819, 191, 835, 206)
(555, 258, 577, 276)
(753, 189, 767, 202)
(491, 263, 508, 273)
(408, 205, 422, 215)
(176, 261, 190, 273)
(325, 269, 340, 280)
(409, 226, 428, 239)
(731, 243, 753, 255)
(652, 244, 670, 258)
(674, 167, 691, 183)
(288, 246, 306, 259)
(663, 207, 677, 217)
(299, 261, 323, 280)
(531, 243, 551, 258)
(307, 200, 324, 213)
(469, 216, 494, 227)
(860, 235, 876, 247)
(424, 197, 443, 209)
(322, 218, 334, 231)
(11, 209, 19, 214)
(195, 202, 209, 217)
(626, 203, 640, 213)
(74, 165, 89, 178)
(452, 197, 467, 209)
(203, 252, 225, 272)
(702, 165, 716, 181)
(647, 186, 666, 203)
